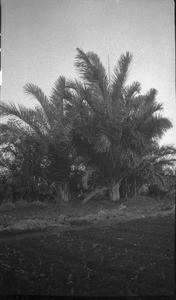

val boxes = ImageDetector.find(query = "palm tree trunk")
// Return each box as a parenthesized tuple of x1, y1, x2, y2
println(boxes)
(51, 182, 71, 204)
(110, 180, 121, 201)
(59, 182, 71, 203)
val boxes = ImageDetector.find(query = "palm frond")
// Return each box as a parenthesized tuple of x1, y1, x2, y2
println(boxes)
(0, 102, 39, 135)
(24, 84, 53, 123)
(66, 79, 90, 107)
(0, 120, 32, 141)
(82, 187, 108, 204)
(124, 81, 141, 100)
(133, 100, 164, 133)
(150, 144, 176, 157)
(75, 48, 108, 103)
(111, 52, 133, 101)
(140, 114, 173, 140)
(50, 76, 67, 120)
(33, 106, 51, 135)
(144, 88, 158, 105)
(75, 48, 99, 83)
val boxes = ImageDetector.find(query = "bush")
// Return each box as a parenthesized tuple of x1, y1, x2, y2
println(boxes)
(15, 200, 29, 207)
(147, 184, 167, 198)
(0, 201, 16, 211)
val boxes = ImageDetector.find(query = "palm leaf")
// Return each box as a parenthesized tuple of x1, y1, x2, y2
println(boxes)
(0, 101, 43, 137)
(82, 187, 108, 204)
(124, 81, 141, 100)
(24, 84, 54, 125)
(139, 114, 173, 140)
(75, 48, 108, 103)
(111, 52, 133, 102)
(144, 88, 158, 105)
(50, 76, 66, 119)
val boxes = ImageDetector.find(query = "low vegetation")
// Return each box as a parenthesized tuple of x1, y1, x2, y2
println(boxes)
(0, 194, 174, 234)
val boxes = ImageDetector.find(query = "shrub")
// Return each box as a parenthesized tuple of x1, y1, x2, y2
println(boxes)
(0, 201, 15, 211)
(147, 184, 167, 198)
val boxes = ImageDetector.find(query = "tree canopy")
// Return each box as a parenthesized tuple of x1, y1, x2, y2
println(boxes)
(0, 48, 175, 203)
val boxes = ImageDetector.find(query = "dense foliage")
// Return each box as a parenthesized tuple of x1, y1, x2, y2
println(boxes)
(0, 49, 175, 203)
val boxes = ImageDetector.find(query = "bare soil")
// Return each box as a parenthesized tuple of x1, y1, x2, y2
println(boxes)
(0, 205, 175, 296)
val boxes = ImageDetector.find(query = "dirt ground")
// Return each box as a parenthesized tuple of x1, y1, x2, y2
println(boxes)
(0, 208, 175, 296)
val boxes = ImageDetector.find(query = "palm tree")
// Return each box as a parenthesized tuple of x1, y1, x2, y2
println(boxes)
(0, 76, 76, 202)
(0, 48, 174, 203)
(120, 144, 176, 197)
(68, 48, 174, 202)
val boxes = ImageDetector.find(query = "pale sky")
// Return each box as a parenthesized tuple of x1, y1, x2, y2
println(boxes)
(1, 0, 175, 146)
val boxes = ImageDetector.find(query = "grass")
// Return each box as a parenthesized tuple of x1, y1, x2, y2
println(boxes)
(0, 194, 174, 233)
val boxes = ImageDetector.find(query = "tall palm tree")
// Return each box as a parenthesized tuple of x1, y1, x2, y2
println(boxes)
(0, 76, 76, 202)
(68, 48, 174, 202)
(0, 48, 174, 203)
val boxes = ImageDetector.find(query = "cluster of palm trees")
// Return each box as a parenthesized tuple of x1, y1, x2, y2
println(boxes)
(0, 48, 175, 203)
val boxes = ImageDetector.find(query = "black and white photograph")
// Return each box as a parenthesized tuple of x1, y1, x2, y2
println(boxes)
(0, 0, 175, 297)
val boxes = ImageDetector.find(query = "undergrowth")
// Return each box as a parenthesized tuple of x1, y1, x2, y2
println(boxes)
(0, 195, 174, 232)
